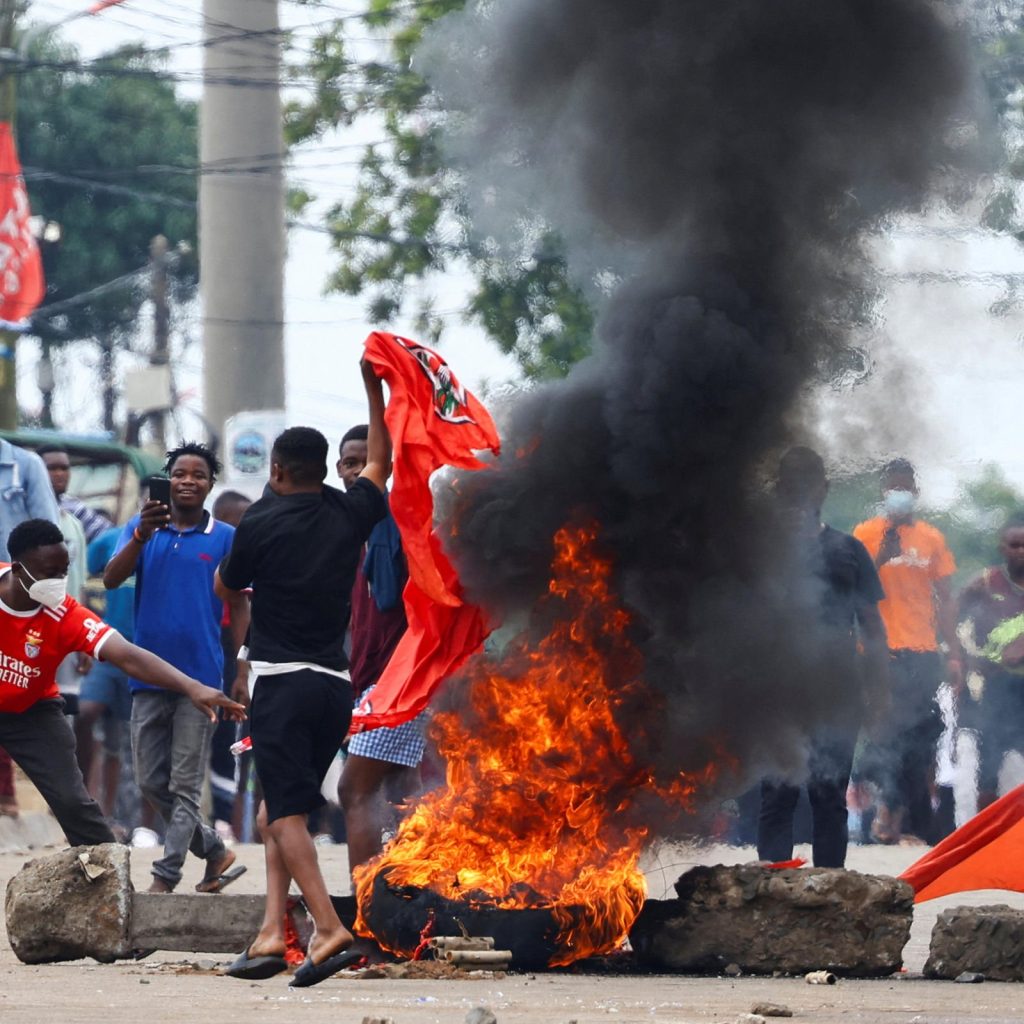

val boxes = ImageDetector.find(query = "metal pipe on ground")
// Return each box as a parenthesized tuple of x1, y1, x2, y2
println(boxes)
(428, 937, 496, 952)
(444, 950, 514, 967)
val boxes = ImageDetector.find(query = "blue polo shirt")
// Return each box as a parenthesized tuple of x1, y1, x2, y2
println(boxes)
(115, 510, 235, 692)
(88, 526, 134, 641)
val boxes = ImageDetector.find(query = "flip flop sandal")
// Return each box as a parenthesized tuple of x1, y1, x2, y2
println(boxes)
(288, 948, 363, 988)
(195, 864, 247, 894)
(224, 946, 289, 980)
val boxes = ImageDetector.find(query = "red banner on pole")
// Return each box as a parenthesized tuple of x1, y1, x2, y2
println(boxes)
(0, 123, 43, 325)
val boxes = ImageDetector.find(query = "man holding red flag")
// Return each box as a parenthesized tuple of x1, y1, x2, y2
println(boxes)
(216, 336, 499, 984)
(350, 332, 500, 733)
(216, 362, 392, 987)
(334, 423, 425, 880)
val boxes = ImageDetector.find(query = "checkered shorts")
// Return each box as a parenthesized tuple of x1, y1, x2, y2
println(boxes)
(347, 686, 428, 768)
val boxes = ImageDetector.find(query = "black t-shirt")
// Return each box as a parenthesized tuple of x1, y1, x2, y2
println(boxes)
(816, 524, 885, 635)
(220, 477, 387, 671)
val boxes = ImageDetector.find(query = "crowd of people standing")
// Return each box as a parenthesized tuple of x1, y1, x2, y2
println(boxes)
(2, 362, 1024, 982)
(0, 360, 426, 985)
(755, 449, 1024, 869)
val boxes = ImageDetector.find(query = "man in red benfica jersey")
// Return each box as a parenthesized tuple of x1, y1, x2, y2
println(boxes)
(0, 518, 244, 846)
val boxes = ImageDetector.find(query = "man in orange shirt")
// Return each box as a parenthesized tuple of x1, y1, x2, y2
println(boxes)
(853, 459, 961, 843)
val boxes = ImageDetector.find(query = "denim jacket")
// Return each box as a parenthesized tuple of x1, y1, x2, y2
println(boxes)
(0, 439, 60, 560)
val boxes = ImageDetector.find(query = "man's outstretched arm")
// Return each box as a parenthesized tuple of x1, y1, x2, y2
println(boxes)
(100, 632, 246, 723)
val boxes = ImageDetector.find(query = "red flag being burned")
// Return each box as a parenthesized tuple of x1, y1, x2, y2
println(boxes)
(350, 332, 500, 732)
(0, 123, 43, 326)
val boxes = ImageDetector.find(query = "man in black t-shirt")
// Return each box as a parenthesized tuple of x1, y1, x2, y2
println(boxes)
(757, 446, 888, 868)
(216, 362, 390, 987)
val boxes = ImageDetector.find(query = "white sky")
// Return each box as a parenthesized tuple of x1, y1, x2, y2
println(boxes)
(17, 0, 520, 451)
(16, 0, 1024, 507)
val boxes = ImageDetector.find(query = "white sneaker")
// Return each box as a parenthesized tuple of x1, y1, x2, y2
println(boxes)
(214, 819, 237, 846)
(130, 827, 160, 848)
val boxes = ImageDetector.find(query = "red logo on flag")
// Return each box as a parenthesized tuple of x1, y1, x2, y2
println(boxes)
(392, 335, 477, 426)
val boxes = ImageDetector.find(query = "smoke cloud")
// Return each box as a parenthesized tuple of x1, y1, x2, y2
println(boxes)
(427, 0, 984, 804)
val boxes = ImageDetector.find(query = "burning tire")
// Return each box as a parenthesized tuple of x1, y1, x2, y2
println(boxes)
(365, 867, 578, 970)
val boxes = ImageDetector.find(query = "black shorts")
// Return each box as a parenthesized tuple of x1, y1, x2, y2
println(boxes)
(250, 668, 352, 824)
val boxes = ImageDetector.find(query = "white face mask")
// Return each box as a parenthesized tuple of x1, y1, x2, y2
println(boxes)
(18, 565, 68, 610)
(883, 489, 916, 519)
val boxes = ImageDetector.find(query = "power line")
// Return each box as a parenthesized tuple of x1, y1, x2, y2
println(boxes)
(25, 163, 465, 250)
(8, 53, 370, 89)
(29, 141, 385, 178)
(24, 167, 197, 206)
(23, 150, 382, 180)
(25, 0, 426, 75)
(30, 163, 466, 249)
(31, 262, 150, 320)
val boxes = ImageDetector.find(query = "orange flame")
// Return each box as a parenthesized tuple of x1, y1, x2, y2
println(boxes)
(355, 523, 716, 966)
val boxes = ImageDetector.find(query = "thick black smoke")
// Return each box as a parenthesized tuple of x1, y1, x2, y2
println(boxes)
(428, 1, 982, 802)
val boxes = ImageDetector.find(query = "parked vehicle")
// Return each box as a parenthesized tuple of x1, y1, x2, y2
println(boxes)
(0, 430, 164, 526)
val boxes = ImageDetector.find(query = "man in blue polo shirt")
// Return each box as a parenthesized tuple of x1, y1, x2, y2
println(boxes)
(104, 443, 250, 893)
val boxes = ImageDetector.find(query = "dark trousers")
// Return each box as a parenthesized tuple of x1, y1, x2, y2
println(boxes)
(0, 699, 114, 845)
(209, 626, 238, 824)
(857, 650, 943, 840)
(885, 650, 942, 837)
(885, 713, 940, 839)
(0, 744, 13, 798)
(209, 719, 236, 824)
(966, 672, 1024, 797)
(758, 733, 856, 868)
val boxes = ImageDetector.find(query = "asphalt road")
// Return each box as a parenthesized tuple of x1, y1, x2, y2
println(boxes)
(4, 833, 1024, 1024)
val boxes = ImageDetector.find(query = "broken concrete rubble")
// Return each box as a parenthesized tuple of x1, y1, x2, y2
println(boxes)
(5, 843, 133, 963)
(925, 905, 1024, 982)
(4, 844, 279, 963)
(630, 864, 912, 977)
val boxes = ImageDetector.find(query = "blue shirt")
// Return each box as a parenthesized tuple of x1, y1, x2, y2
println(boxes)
(0, 439, 59, 559)
(115, 510, 235, 691)
(88, 526, 134, 641)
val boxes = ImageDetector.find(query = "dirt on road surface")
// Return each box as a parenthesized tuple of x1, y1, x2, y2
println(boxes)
(3, 835, 1024, 1024)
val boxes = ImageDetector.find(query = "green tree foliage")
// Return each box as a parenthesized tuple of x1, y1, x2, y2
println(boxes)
(286, 0, 593, 377)
(930, 464, 1024, 583)
(17, 36, 197, 348)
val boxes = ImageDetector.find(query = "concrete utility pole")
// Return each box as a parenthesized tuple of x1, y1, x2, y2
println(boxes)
(149, 233, 169, 449)
(200, 0, 286, 454)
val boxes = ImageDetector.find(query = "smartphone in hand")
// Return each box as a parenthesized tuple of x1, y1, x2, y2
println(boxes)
(148, 476, 171, 508)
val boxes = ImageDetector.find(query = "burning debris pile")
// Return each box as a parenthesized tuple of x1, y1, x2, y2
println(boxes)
(357, 526, 717, 966)
(359, 0, 985, 967)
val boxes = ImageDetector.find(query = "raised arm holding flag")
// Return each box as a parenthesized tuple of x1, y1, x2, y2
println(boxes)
(350, 331, 501, 733)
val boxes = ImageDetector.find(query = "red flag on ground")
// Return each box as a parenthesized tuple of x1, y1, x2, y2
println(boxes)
(0, 123, 43, 326)
(350, 332, 501, 732)
(900, 784, 1024, 902)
